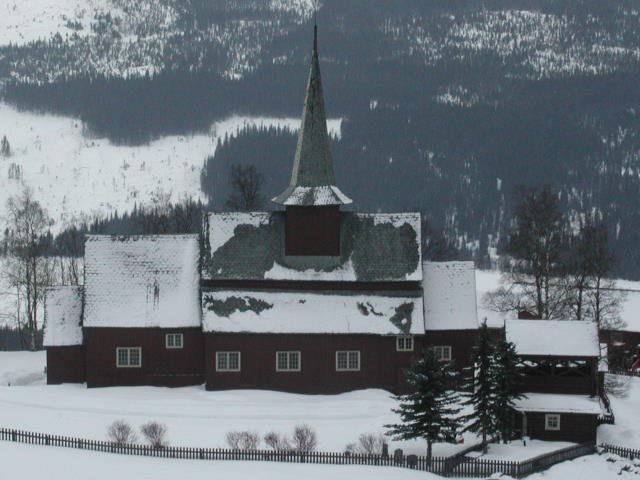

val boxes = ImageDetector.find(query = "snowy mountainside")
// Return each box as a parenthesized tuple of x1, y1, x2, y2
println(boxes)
(0, 102, 341, 229)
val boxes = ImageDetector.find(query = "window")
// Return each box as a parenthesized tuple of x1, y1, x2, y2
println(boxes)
(545, 414, 561, 431)
(276, 351, 301, 372)
(336, 351, 360, 371)
(116, 347, 142, 368)
(165, 333, 183, 349)
(396, 336, 414, 352)
(216, 351, 241, 372)
(432, 346, 452, 362)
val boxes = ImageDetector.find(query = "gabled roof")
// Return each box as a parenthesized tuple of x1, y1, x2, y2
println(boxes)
(84, 235, 200, 329)
(273, 26, 351, 207)
(423, 261, 478, 330)
(505, 319, 599, 357)
(512, 393, 602, 415)
(202, 289, 424, 335)
(43, 285, 83, 347)
(203, 211, 422, 282)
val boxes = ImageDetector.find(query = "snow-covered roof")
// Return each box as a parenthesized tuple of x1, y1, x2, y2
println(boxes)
(204, 211, 421, 282)
(202, 290, 424, 335)
(513, 393, 602, 415)
(423, 261, 478, 330)
(84, 235, 200, 329)
(505, 319, 599, 357)
(43, 286, 83, 347)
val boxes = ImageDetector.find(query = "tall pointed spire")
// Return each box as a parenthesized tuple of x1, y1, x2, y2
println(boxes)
(273, 25, 352, 207)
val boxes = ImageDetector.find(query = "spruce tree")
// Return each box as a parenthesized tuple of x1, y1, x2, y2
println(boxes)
(462, 322, 498, 453)
(1, 135, 10, 157)
(493, 338, 523, 443)
(385, 349, 461, 463)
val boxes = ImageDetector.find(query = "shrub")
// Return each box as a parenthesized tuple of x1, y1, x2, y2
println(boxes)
(344, 442, 357, 455)
(358, 433, 385, 454)
(107, 420, 138, 445)
(226, 431, 260, 450)
(140, 421, 168, 449)
(292, 424, 317, 452)
(264, 431, 291, 451)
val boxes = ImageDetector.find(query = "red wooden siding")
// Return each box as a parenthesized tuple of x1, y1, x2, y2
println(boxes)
(84, 327, 204, 388)
(46, 346, 85, 384)
(285, 206, 341, 256)
(424, 330, 478, 372)
(519, 411, 598, 444)
(204, 333, 423, 394)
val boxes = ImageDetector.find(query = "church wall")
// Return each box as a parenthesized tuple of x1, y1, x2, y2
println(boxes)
(285, 206, 341, 256)
(204, 333, 424, 394)
(84, 327, 204, 388)
(424, 330, 478, 373)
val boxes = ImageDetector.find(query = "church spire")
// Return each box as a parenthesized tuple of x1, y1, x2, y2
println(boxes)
(273, 25, 351, 207)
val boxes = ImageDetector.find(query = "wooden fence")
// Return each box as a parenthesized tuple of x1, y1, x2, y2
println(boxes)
(0, 427, 594, 478)
(600, 444, 640, 460)
(609, 370, 640, 378)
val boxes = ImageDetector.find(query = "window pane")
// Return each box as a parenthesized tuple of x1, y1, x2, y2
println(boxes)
(289, 352, 299, 370)
(228, 352, 239, 370)
(217, 352, 227, 370)
(175, 334, 182, 348)
(118, 349, 128, 366)
(277, 352, 288, 370)
(337, 352, 347, 369)
(348, 352, 359, 370)
(129, 348, 140, 366)
(407, 337, 413, 350)
(167, 335, 174, 347)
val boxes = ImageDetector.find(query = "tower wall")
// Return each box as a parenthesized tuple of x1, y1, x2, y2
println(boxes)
(285, 206, 340, 256)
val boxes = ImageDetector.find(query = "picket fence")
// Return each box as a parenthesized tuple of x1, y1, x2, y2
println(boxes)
(0, 427, 595, 478)
(600, 444, 640, 460)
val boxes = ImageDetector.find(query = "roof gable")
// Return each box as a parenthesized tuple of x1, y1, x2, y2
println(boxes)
(43, 285, 83, 347)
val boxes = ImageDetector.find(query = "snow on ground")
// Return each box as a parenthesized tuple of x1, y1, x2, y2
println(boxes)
(599, 374, 640, 450)
(0, 442, 431, 480)
(0, 0, 106, 46)
(0, 352, 473, 457)
(0, 103, 342, 233)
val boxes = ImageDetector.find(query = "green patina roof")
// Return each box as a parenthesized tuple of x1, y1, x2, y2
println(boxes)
(203, 212, 421, 282)
(273, 26, 351, 206)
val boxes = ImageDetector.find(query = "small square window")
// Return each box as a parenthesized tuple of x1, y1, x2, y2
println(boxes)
(336, 351, 360, 371)
(432, 346, 452, 362)
(276, 351, 301, 372)
(216, 352, 241, 372)
(166, 333, 183, 349)
(396, 336, 414, 352)
(545, 414, 561, 431)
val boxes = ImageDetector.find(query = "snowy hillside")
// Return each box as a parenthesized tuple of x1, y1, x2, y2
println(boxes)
(0, 102, 341, 230)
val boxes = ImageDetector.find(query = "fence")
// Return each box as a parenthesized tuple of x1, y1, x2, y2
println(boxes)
(0, 427, 594, 478)
(600, 444, 640, 460)
(609, 369, 640, 378)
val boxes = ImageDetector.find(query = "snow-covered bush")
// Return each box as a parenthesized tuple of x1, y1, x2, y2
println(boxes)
(106, 420, 138, 445)
(226, 430, 260, 450)
(344, 442, 357, 455)
(140, 421, 168, 449)
(292, 424, 317, 452)
(263, 431, 291, 451)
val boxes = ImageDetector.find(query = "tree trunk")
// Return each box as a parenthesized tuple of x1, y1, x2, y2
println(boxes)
(482, 431, 487, 454)
(427, 439, 432, 466)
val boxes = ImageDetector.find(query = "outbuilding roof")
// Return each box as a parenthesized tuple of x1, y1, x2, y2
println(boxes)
(43, 285, 83, 347)
(512, 393, 602, 415)
(505, 319, 600, 357)
(83, 235, 200, 329)
(423, 261, 478, 330)
(202, 290, 424, 335)
(203, 211, 421, 282)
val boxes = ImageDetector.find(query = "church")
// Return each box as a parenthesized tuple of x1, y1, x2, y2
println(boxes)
(42, 28, 606, 444)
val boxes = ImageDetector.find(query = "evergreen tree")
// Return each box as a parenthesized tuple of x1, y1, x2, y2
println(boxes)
(462, 322, 498, 453)
(492, 338, 523, 443)
(385, 349, 461, 464)
(1, 135, 11, 157)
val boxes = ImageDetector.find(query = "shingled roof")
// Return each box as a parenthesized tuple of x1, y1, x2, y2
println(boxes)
(272, 26, 351, 206)
(203, 211, 422, 282)
(83, 235, 200, 328)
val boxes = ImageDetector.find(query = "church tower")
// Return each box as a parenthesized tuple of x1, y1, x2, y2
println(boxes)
(273, 26, 351, 256)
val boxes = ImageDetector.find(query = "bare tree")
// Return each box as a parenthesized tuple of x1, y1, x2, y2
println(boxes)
(357, 433, 385, 454)
(1, 135, 11, 157)
(107, 420, 138, 445)
(4, 188, 55, 350)
(291, 424, 317, 452)
(264, 431, 291, 451)
(225, 164, 265, 211)
(226, 431, 260, 450)
(140, 421, 168, 449)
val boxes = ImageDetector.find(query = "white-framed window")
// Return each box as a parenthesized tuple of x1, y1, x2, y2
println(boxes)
(116, 347, 142, 368)
(545, 414, 561, 431)
(336, 351, 360, 371)
(396, 336, 414, 352)
(165, 333, 183, 349)
(216, 351, 241, 372)
(276, 351, 301, 372)
(433, 345, 452, 362)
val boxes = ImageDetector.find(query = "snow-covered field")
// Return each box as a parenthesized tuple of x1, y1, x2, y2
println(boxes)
(1, 353, 640, 479)
(0, 103, 341, 230)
